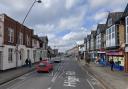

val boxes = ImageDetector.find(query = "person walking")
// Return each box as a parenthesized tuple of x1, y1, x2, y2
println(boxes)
(40, 57, 42, 61)
(25, 58, 29, 66)
(110, 59, 115, 71)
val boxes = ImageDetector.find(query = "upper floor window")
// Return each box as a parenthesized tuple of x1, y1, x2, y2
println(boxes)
(97, 29, 100, 35)
(106, 25, 116, 47)
(19, 32, 23, 45)
(8, 28, 14, 43)
(108, 18, 112, 26)
(126, 16, 128, 44)
(26, 35, 30, 46)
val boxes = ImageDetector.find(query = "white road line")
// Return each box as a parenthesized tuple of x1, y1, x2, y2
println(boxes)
(78, 62, 106, 89)
(51, 64, 63, 82)
(48, 87, 51, 89)
(86, 79, 95, 89)
(59, 70, 64, 78)
(78, 63, 96, 80)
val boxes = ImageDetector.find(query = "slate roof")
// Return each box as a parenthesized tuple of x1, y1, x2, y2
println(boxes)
(106, 12, 123, 27)
(97, 24, 106, 33)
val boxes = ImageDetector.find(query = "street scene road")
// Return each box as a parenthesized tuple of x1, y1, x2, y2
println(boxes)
(0, 56, 105, 89)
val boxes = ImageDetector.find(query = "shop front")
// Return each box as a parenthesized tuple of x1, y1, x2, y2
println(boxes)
(106, 51, 124, 71)
(96, 51, 106, 65)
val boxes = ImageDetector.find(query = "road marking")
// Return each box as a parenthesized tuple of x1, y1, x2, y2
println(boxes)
(59, 70, 64, 78)
(51, 63, 63, 82)
(48, 87, 51, 89)
(86, 79, 95, 89)
(63, 71, 80, 88)
(78, 62, 106, 89)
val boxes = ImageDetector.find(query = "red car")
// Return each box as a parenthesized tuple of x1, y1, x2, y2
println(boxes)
(35, 61, 53, 73)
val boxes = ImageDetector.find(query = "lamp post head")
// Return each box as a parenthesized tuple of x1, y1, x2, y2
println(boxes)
(37, 0, 42, 3)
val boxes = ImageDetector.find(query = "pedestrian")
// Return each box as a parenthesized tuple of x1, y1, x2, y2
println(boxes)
(110, 59, 114, 71)
(40, 57, 42, 61)
(28, 59, 32, 67)
(25, 58, 29, 66)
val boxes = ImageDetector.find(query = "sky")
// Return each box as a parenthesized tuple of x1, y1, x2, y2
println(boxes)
(0, 0, 127, 52)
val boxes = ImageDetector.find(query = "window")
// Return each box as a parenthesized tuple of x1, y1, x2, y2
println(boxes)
(0, 26, 2, 37)
(111, 26, 115, 39)
(0, 51, 3, 65)
(126, 16, 128, 43)
(8, 48, 13, 63)
(19, 32, 23, 45)
(8, 28, 14, 43)
(127, 17, 128, 25)
(26, 35, 30, 46)
(27, 50, 29, 58)
(108, 18, 112, 26)
(106, 25, 116, 47)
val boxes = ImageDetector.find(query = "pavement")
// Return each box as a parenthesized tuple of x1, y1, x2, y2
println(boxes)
(0, 64, 36, 85)
(79, 59, 128, 89)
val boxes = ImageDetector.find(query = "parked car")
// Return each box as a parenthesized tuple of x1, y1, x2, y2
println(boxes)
(35, 61, 53, 73)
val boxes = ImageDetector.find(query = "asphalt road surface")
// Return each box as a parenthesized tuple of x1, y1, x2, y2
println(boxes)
(0, 56, 105, 89)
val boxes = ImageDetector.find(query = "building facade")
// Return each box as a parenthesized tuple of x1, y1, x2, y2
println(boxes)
(105, 12, 125, 70)
(0, 14, 34, 70)
(95, 24, 106, 63)
(0, 14, 49, 70)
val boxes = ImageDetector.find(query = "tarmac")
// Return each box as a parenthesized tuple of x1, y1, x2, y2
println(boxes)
(79, 60, 128, 89)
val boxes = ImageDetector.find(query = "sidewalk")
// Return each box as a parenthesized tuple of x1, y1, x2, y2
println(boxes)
(0, 64, 36, 85)
(79, 60, 128, 89)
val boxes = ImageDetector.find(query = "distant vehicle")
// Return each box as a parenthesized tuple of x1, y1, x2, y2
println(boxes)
(35, 61, 53, 73)
(53, 57, 61, 63)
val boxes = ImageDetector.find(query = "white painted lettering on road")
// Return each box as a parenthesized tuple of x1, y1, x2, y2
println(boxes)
(63, 71, 80, 87)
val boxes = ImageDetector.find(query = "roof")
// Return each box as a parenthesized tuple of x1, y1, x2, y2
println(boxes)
(87, 35, 91, 41)
(115, 4, 128, 24)
(32, 35, 41, 41)
(90, 30, 96, 38)
(106, 12, 123, 26)
(39, 36, 48, 42)
(124, 4, 128, 13)
(97, 24, 106, 33)
(122, 4, 128, 18)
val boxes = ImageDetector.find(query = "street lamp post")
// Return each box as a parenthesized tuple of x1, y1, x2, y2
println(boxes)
(15, 0, 41, 67)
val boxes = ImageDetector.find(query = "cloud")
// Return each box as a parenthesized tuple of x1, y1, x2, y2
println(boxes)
(88, 0, 128, 11)
(94, 12, 107, 21)
(0, 0, 127, 52)
(88, 0, 109, 9)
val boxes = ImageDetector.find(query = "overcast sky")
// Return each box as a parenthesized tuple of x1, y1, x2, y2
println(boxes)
(0, 0, 127, 52)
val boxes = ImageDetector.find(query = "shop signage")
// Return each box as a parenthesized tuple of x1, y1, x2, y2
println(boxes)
(106, 51, 123, 56)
